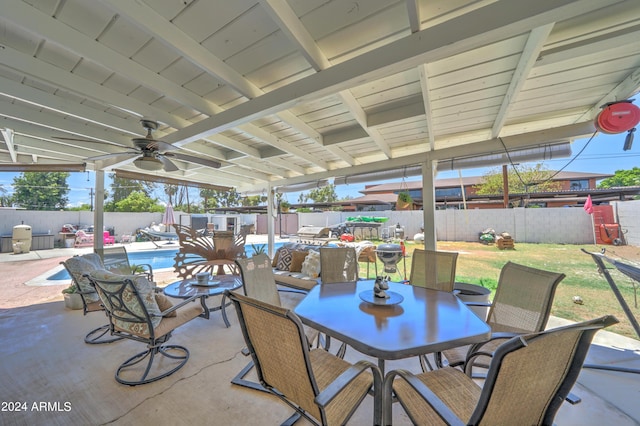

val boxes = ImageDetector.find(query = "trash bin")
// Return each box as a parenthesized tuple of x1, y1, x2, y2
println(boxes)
(454, 282, 491, 320)
(12, 224, 32, 254)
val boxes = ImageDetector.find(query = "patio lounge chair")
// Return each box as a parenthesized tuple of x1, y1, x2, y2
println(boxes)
(383, 315, 618, 426)
(435, 261, 565, 376)
(87, 270, 204, 386)
(227, 290, 383, 425)
(60, 253, 122, 344)
(74, 230, 93, 247)
(231, 253, 320, 392)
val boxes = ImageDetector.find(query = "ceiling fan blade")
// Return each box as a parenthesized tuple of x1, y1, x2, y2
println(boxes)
(158, 155, 179, 172)
(167, 152, 221, 169)
(152, 140, 180, 152)
(86, 151, 138, 161)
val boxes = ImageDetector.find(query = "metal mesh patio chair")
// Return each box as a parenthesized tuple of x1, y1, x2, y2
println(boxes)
(227, 290, 383, 426)
(232, 254, 322, 392)
(87, 270, 204, 386)
(409, 248, 458, 292)
(320, 247, 358, 284)
(96, 245, 154, 282)
(408, 248, 459, 371)
(435, 261, 565, 376)
(384, 315, 618, 425)
(61, 253, 123, 344)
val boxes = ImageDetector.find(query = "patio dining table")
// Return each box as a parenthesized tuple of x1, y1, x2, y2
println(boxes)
(294, 280, 491, 373)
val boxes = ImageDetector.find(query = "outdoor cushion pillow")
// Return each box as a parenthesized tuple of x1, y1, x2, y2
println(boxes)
(154, 294, 176, 317)
(301, 250, 321, 278)
(289, 250, 309, 272)
(64, 254, 103, 303)
(276, 247, 293, 271)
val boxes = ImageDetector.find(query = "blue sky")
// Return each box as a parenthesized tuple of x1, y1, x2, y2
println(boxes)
(0, 128, 637, 207)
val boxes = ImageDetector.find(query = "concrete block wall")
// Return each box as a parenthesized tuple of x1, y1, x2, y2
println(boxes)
(613, 200, 640, 246)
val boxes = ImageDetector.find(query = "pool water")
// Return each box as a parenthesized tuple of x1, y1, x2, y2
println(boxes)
(48, 243, 281, 281)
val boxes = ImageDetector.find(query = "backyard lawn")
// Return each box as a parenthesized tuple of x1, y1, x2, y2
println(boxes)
(358, 241, 640, 340)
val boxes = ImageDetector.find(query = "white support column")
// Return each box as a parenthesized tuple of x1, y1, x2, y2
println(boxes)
(93, 168, 105, 250)
(267, 185, 275, 259)
(422, 160, 437, 250)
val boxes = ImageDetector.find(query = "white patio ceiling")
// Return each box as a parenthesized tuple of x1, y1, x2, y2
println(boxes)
(1, 0, 639, 193)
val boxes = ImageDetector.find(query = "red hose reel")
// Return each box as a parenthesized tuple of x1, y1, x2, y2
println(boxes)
(595, 100, 639, 151)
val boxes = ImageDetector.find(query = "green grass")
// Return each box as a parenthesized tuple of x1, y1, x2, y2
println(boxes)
(358, 241, 640, 340)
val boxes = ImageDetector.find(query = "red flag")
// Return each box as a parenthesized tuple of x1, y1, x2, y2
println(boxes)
(583, 195, 594, 214)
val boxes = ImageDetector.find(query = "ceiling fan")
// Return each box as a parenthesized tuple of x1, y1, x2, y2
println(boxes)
(55, 120, 221, 172)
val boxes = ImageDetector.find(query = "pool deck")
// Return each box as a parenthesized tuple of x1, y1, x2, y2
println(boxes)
(1, 237, 639, 425)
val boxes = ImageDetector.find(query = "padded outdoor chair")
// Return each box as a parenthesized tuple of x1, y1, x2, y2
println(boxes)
(227, 290, 383, 426)
(319, 247, 358, 284)
(103, 231, 115, 245)
(408, 249, 459, 371)
(435, 261, 566, 376)
(409, 248, 458, 292)
(383, 315, 618, 426)
(97, 245, 154, 283)
(74, 230, 93, 247)
(61, 253, 122, 344)
(87, 270, 204, 386)
(232, 254, 321, 392)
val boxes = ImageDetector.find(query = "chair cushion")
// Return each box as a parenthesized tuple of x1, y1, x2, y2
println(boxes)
(64, 254, 103, 303)
(89, 270, 162, 337)
(276, 247, 293, 271)
(290, 250, 309, 272)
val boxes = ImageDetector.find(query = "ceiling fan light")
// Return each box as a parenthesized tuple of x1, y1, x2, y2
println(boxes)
(134, 156, 164, 171)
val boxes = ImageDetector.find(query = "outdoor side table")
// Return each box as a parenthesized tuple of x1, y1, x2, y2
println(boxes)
(163, 275, 243, 327)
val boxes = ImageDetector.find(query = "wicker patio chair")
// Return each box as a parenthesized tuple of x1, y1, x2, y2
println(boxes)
(61, 253, 122, 344)
(319, 247, 358, 284)
(409, 248, 458, 292)
(231, 254, 321, 392)
(383, 315, 618, 426)
(227, 290, 383, 425)
(435, 261, 566, 376)
(408, 248, 459, 371)
(87, 270, 204, 386)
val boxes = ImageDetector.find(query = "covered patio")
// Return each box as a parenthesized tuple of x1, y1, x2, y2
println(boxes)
(1, 242, 639, 425)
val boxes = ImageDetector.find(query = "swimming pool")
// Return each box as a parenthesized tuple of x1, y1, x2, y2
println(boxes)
(48, 243, 282, 281)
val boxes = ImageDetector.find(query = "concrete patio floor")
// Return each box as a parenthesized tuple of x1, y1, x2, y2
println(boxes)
(1, 241, 639, 425)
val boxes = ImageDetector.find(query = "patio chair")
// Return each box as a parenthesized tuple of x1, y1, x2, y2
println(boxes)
(87, 270, 204, 386)
(408, 248, 458, 371)
(96, 245, 154, 283)
(231, 254, 321, 392)
(435, 261, 565, 376)
(320, 247, 358, 284)
(227, 290, 383, 425)
(383, 315, 618, 426)
(103, 231, 115, 245)
(409, 248, 458, 292)
(358, 245, 378, 279)
(74, 229, 93, 247)
(60, 253, 122, 344)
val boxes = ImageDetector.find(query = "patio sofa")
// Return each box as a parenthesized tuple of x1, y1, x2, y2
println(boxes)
(270, 241, 376, 291)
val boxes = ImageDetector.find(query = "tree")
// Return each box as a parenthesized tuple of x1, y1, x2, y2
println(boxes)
(113, 191, 163, 212)
(299, 184, 339, 204)
(474, 164, 561, 195)
(109, 175, 155, 203)
(0, 184, 11, 207)
(12, 172, 70, 210)
(200, 188, 242, 209)
(598, 167, 640, 188)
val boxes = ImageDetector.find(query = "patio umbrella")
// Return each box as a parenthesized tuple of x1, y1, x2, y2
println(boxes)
(162, 202, 175, 231)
